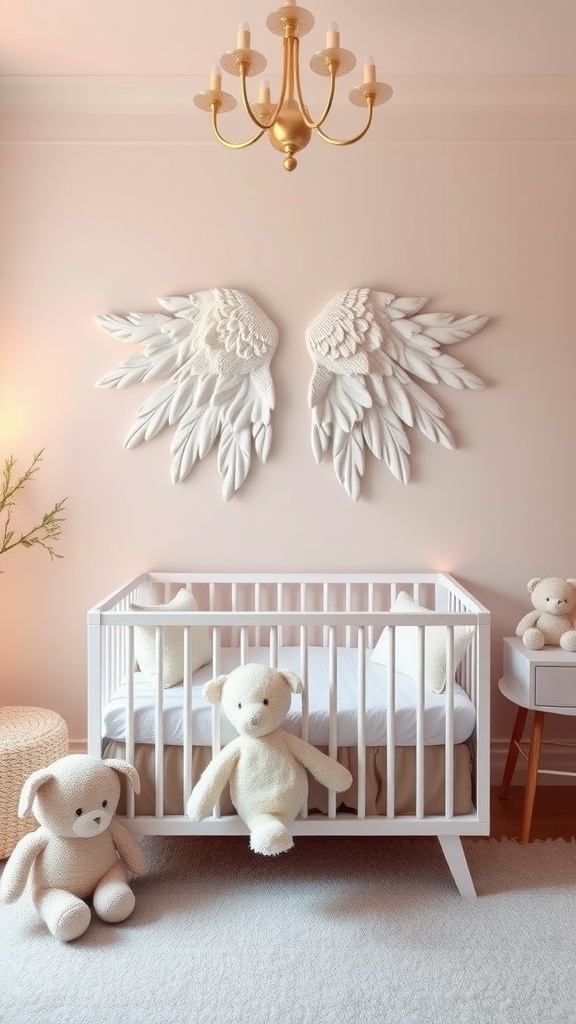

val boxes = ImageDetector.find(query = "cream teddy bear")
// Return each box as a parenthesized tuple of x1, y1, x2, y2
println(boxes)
(516, 577, 576, 650)
(186, 663, 353, 855)
(0, 754, 147, 942)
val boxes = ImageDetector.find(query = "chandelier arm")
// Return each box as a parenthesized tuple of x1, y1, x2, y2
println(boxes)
(293, 38, 338, 130)
(239, 41, 290, 131)
(315, 97, 374, 146)
(211, 103, 266, 149)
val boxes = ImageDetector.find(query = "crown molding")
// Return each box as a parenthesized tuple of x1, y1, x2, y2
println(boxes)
(0, 72, 569, 104)
(2, 74, 576, 107)
(1, 74, 575, 142)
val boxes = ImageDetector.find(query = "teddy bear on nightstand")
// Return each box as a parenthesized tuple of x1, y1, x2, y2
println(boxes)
(516, 576, 576, 651)
(0, 754, 147, 942)
(186, 663, 353, 855)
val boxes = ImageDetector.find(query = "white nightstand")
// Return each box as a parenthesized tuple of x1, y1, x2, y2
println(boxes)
(499, 637, 576, 842)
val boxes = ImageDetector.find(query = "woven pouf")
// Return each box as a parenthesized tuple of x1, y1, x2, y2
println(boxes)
(0, 706, 69, 859)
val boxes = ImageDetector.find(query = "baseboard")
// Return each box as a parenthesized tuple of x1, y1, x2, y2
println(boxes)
(491, 739, 576, 787)
(68, 738, 87, 755)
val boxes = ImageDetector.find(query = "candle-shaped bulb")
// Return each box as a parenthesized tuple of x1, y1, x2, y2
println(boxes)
(237, 21, 251, 50)
(326, 21, 340, 49)
(363, 55, 376, 84)
(210, 64, 222, 92)
(259, 79, 271, 104)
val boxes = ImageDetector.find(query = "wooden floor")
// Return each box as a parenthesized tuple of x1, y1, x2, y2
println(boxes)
(490, 785, 576, 840)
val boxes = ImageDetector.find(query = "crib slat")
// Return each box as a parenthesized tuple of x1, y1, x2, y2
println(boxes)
(125, 627, 135, 818)
(386, 625, 396, 818)
(467, 629, 477, 707)
(368, 583, 374, 649)
(212, 626, 221, 677)
(211, 716, 222, 820)
(105, 632, 113, 709)
(277, 583, 283, 648)
(269, 625, 278, 668)
(255, 583, 261, 649)
(182, 626, 193, 812)
(210, 627, 222, 819)
(445, 627, 455, 818)
(328, 625, 337, 819)
(345, 583, 352, 649)
(474, 621, 491, 828)
(110, 626, 117, 708)
(231, 582, 238, 650)
(154, 626, 164, 819)
(240, 625, 248, 665)
(299, 626, 310, 819)
(356, 627, 366, 820)
(415, 624, 425, 819)
(300, 627, 309, 744)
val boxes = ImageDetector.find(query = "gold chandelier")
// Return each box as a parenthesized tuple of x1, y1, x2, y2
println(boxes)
(194, 1, 392, 172)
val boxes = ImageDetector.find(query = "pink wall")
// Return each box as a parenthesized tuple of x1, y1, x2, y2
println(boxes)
(1, 74, 575, 779)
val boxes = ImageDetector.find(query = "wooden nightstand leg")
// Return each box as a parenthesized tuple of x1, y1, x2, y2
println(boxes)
(499, 705, 529, 799)
(520, 710, 545, 844)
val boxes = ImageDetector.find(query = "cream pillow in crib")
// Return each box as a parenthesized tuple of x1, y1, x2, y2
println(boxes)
(370, 591, 474, 694)
(130, 587, 212, 687)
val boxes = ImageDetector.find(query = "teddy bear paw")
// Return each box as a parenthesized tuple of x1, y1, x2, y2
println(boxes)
(522, 628, 545, 650)
(560, 630, 576, 652)
(249, 818, 294, 856)
(93, 883, 136, 923)
(53, 901, 92, 942)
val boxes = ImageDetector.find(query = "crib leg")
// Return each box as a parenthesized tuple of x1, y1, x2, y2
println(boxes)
(437, 836, 476, 899)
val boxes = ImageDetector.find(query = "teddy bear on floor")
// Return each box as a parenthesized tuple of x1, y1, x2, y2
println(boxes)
(516, 577, 576, 651)
(0, 754, 147, 942)
(186, 663, 353, 856)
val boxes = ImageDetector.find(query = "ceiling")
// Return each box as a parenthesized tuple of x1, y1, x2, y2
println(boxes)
(1, 0, 576, 78)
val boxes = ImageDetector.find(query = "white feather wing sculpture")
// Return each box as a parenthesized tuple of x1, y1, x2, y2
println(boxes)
(95, 288, 279, 501)
(306, 288, 488, 500)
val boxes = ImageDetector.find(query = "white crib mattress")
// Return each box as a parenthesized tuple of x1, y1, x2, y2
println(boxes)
(102, 645, 476, 748)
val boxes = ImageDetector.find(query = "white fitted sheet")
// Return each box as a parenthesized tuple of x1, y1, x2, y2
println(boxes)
(103, 645, 476, 748)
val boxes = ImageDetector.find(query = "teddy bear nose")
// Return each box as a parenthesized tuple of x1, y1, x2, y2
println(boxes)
(249, 714, 260, 728)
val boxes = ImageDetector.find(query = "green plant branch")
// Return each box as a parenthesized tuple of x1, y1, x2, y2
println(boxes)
(0, 449, 67, 561)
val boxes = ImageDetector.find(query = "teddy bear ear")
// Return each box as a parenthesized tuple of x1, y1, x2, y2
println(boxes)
(203, 675, 227, 704)
(18, 767, 55, 818)
(527, 578, 543, 594)
(567, 579, 576, 588)
(278, 670, 303, 694)
(104, 759, 141, 795)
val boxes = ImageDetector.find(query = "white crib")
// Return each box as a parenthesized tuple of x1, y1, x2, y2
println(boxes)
(87, 571, 491, 897)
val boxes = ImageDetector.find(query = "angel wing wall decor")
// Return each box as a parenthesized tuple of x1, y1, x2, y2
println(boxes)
(95, 288, 279, 501)
(306, 288, 488, 501)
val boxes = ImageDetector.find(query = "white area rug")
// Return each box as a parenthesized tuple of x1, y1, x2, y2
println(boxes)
(2, 836, 576, 1024)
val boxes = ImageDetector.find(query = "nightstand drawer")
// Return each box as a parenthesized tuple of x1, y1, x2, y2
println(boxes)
(534, 666, 576, 707)
(501, 637, 576, 714)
